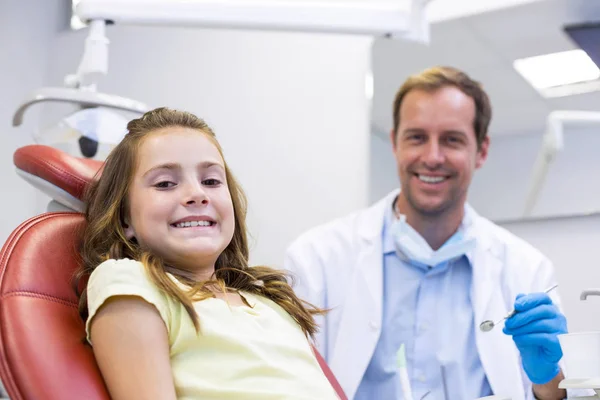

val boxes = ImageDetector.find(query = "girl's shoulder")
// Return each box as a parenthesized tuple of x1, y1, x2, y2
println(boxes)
(87, 257, 160, 298)
(85, 258, 174, 344)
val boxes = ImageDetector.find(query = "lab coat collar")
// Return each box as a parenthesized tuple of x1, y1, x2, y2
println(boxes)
(357, 189, 399, 244)
(381, 194, 398, 254)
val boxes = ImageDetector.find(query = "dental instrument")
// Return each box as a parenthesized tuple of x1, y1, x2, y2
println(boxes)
(397, 343, 414, 400)
(440, 364, 449, 400)
(479, 284, 559, 333)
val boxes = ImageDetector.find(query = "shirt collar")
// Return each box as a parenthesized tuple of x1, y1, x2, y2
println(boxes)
(382, 194, 476, 263)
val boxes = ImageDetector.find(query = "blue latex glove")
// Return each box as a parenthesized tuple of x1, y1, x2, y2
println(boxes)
(502, 292, 568, 385)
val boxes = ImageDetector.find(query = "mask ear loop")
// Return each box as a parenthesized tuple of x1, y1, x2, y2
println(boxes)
(392, 196, 401, 221)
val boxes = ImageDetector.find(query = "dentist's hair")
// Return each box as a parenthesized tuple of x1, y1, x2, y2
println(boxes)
(76, 107, 324, 337)
(392, 65, 492, 148)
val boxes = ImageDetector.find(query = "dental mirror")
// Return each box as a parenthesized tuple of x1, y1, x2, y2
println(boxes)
(479, 284, 559, 332)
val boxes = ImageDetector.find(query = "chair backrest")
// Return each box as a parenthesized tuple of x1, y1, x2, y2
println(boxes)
(0, 212, 110, 400)
(1, 144, 346, 400)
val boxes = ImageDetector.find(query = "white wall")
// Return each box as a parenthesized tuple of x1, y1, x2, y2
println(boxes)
(370, 132, 398, 203)
(470, 127, 600, 222)
(45, 25, 373, 266)
(0, 0, 67, 244)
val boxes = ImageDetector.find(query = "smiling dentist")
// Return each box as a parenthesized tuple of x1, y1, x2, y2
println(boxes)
(284, 66, 580, 400)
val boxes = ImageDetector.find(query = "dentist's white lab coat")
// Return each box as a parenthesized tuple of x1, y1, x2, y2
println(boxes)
(284, 190, 574, 400)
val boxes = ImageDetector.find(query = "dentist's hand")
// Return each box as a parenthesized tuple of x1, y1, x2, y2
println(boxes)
(502, 292, 568, 385)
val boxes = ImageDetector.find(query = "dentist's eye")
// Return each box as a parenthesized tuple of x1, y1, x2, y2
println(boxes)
(407, 134, 425, 142)
(202, 179, 222, 187)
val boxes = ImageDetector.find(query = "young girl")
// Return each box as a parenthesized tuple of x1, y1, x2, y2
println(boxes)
(77, 107, 339, 400)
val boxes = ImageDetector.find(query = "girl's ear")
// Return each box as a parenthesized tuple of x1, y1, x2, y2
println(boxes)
(124, 219, 135, 239)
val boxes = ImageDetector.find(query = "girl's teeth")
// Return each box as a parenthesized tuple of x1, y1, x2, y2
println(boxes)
(175, 221, 212, 228)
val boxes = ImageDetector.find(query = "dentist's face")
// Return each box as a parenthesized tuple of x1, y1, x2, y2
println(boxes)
(391, 86, 489, 217)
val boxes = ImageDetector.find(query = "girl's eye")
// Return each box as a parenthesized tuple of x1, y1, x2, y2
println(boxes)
(155, 181, 176, 189)
(203, 179, 222, 186)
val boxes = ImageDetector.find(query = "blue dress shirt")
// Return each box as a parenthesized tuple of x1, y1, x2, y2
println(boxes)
(354, 200, 493, 400)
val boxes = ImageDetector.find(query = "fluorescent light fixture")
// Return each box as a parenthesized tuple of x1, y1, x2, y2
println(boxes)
(514, 49, 600, 90)
(540, 79, 600, 98)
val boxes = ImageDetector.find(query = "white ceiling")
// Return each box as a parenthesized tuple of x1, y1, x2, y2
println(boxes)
(371, 0, 600, 138)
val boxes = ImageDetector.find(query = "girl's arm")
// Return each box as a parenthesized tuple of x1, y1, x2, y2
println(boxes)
(89, 295, 177, 400)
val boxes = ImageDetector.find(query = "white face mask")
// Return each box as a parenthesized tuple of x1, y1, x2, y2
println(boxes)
(391, 214, 476, 267)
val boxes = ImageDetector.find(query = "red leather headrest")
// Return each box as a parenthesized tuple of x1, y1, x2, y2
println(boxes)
(14, 145, 103, 202)
(0, 213, 109, 399)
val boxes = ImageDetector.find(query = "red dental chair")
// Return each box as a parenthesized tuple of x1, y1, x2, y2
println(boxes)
(0, 144, 347, 400)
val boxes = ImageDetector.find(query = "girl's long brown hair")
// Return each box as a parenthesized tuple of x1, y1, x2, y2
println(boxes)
(75, 107, 325, 338)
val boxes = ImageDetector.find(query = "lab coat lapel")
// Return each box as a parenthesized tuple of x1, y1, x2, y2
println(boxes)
(329, 190, 398, 399)
(468, 209, 525, 400)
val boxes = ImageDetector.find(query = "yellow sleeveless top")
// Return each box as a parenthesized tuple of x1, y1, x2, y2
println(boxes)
(86, 258, 339, 400)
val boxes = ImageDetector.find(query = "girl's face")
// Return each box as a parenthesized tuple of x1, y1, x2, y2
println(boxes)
(124, 127, 235, 276)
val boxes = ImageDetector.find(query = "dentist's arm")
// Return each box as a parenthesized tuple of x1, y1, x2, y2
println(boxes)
(502, 293, 567, 400)
(532, 371, 565, 400)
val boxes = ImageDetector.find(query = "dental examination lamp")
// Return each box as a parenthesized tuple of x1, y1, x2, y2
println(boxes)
(67, 0, 431, 96)
(12, 14, 149, 159)
(523, 110, 600, 217)
(74, 0, 432, 38)
(12, 0, 434, 211)
(12, 0, 432, 159)
(13, 0, 432, 120)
